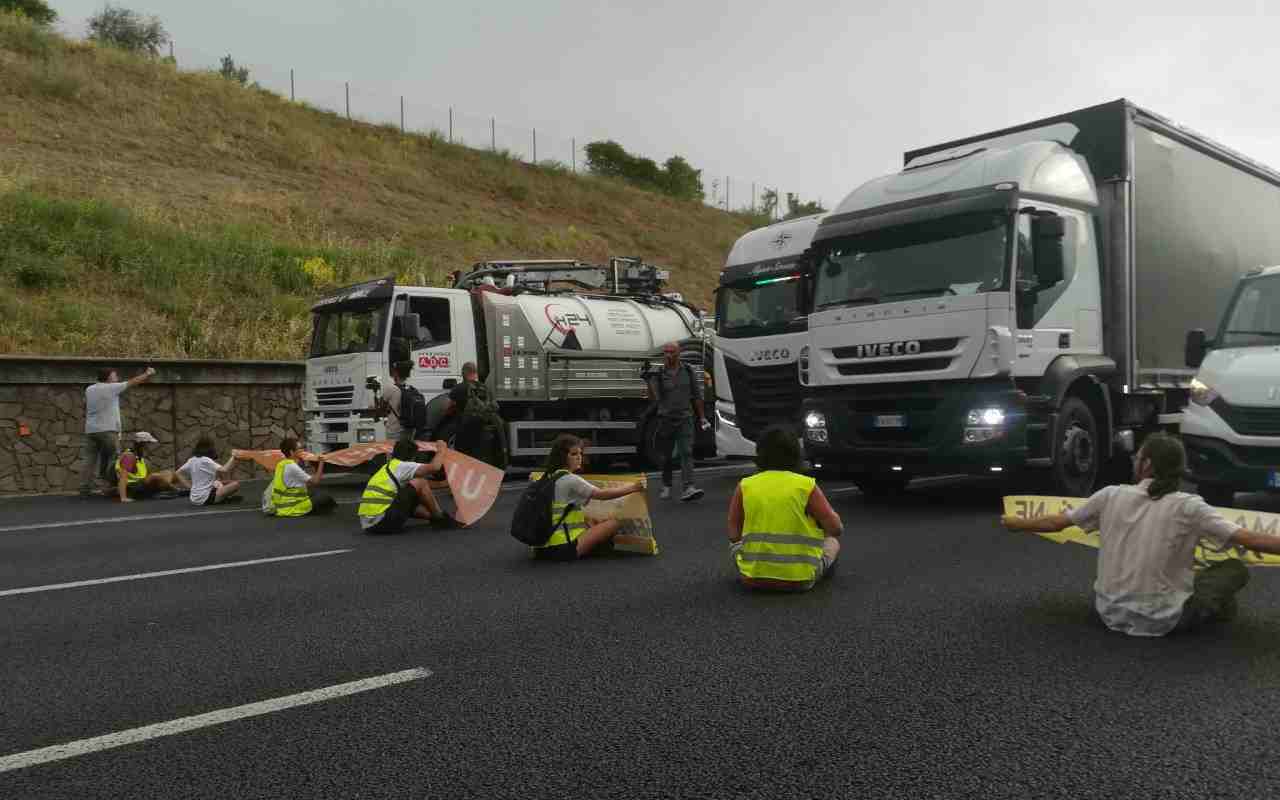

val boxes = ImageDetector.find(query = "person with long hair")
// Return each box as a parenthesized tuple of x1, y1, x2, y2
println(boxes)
(530, 434, 644, 561)
(1003, 433, 1280, 635)
(726, 425, 843, 591)
(176, 435, 241, 506)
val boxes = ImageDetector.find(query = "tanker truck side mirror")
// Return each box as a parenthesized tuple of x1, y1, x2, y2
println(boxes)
(1185, 328, 1208, 368)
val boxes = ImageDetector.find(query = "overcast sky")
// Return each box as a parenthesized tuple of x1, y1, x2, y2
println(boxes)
(50, 0, 1279, 212)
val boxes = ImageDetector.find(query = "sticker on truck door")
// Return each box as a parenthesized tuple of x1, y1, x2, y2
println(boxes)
(417, 352, 451, 370)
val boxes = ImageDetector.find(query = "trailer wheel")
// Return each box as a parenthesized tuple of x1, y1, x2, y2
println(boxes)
(1052, 396, 1099, 497)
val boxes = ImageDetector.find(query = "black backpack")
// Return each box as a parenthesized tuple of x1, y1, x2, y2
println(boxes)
(399, 385, 429, 437)
(509, 469, 575, 546)
(461, 381, 500, 425)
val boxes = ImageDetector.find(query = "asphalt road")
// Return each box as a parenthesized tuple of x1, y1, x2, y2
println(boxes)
(4, 467, 1280, 799)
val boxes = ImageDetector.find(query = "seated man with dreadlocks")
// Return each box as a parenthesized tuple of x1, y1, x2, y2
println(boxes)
(1003, 433, 1280, 636)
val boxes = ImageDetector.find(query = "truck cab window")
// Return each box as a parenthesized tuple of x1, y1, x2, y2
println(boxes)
(408, 296, 452, 348)
(1017, 210, 1084, 328)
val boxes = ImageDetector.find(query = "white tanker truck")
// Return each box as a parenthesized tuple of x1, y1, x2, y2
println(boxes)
(303, 258, 714, 466)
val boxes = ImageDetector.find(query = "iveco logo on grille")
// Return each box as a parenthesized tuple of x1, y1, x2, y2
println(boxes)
(847, 341, 922, 358)
(749, 348, 791, 362)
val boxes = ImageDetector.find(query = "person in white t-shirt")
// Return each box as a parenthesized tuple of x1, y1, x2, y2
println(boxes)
(177, 435, 242, 506)
(79, 365, 155, 498)
(529, 434, 645, 561)
(372, 361, 410, 443)
(269, 437, 337, 516)
(1003, 433, 1280, 636)
(358, 439, 457, 534)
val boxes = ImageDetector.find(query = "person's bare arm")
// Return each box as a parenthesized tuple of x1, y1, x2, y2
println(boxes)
(591, 481, 643, 501)
(727, 486, 744, 543)
(1002, 513, 1074, 533)
(413, 442, 449, 478)
(217, 453, 237, 475)
(125, 367, 156, 389)
(805, 486, 844, 538)
(304, 457, 325, 488)
(1229, 529, 1280, 556)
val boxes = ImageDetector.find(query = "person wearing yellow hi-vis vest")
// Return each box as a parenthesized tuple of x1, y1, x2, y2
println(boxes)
(727, 426, 843, 590)
(268, 436, 336, 517)
(114, 431, 187, 503)
(358, 439, 458, 534)
(531, 434, 645, 561)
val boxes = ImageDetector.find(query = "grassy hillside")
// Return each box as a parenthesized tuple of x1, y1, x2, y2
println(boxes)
(0, 13, 755, 359)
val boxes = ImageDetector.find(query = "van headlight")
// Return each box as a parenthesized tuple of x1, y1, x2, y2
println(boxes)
(1189, 378, 1219, 406)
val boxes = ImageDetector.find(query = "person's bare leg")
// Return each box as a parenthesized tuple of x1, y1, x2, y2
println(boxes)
(407, 478, 443, 519)
(214, 480, 241, 502)
(575, 519, 622, 557)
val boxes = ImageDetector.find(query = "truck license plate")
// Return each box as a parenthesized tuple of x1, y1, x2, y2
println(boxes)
(1269, 471, 1280, 489)
(874, 414, 906, 429)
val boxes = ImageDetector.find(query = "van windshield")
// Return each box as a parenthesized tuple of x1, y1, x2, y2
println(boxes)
(310, 302, 388, 357)
(1220, 275, 1280, 347)
(715, 273, 807, 338)
(812, 212, 1012, 310)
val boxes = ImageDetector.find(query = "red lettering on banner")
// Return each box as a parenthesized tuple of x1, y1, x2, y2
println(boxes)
(417, 354, 451, 370)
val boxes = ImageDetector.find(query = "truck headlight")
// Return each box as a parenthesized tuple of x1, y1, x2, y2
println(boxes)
(356, 429, 376, 443)
(804, 411, 826, 429)
(1189, 377, 1219, 406)
(964, 407, 1006, 444)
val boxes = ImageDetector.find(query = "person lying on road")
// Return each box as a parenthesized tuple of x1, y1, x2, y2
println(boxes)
(1002, 433, 1280, 636)
(115, 431, 189, 502)
(267, 437, 337, 517)
(727, 425, 843, 591)
(359, 439, 459, 533)
(530, 434, 645, 561)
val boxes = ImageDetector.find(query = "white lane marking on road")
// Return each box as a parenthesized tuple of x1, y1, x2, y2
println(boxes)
(0, 549, 353, 598)
(0, 667, 432, 774)
(1, 463, 752, 534)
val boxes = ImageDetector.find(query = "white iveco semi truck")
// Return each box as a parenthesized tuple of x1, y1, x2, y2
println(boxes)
(304, 259, 711, 465)
(800, 99, 1280, 497)
(712, 214, 824, 457)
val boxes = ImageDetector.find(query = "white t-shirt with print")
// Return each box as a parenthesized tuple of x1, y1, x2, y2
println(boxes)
(1066, 480, 1239, 636)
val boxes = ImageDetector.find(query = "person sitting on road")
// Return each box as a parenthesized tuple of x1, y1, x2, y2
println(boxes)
(177, 435, 242, 506)
(727, 425, 843, 591)
(1002, 433, 1280, 636)
(358, 439, 459, 533)
(269, 437, 336, 517)
(114, 431, 189, 503)
(531, 434, 645, 561)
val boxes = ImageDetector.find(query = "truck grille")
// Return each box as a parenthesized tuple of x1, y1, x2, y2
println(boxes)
(830, 337, 960, 376)
(1212, 398, 1280, 436)
(314, 385, 355, 407)
(724, 359, 801, 441)
(845, 382, 948, 444)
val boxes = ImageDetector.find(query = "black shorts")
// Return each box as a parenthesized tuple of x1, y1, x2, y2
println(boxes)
(203, 489, 219, 506)
(365, 485, 419, 534)
(126, 483, 158, 500)
(532, 541, 580, 561)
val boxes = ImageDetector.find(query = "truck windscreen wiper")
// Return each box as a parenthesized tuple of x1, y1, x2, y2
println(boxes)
(817, 297, 881, 310)
(880, 286, 958, 300)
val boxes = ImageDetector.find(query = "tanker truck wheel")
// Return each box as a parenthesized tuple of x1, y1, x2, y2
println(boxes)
(1051, 396, 1100, 498)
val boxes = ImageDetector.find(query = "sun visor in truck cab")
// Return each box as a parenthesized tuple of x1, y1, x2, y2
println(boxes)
(812, 186, 1018, 246)
(311, 276, 396, 311)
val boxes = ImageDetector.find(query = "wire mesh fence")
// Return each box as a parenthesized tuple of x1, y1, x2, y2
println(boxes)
(171, 42, 793, 219)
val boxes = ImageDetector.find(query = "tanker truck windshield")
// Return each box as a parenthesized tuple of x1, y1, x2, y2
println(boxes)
(716, 274, 806, 339)
(813, 211, 1012, 310)
(310, 303, 388, 357)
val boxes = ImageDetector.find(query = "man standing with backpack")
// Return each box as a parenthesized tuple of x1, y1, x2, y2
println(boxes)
(648, 342, 709, 501)
(445, 362, 509, 470)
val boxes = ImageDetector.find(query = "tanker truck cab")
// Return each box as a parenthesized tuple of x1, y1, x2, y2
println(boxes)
(802, 140, 1105, 495)
(305, 277, 476, 453)
(713, 213, 825, 457)
(1183, 267, 1280, 507)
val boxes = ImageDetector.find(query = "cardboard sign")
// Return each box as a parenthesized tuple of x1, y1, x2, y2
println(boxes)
(234, 442, 503, 526)
(531, 472, 658, 555)
(1003, 495, 1280, 567)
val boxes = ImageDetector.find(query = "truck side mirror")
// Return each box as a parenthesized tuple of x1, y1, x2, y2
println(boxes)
(1185, 328, 1208, 368)
(400, 312, 421, 343)
(1031, 214, 1066, 288)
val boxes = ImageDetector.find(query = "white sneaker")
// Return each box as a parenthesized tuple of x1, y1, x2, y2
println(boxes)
(681, 486, 704, 502)
(659, 487, 671, 500)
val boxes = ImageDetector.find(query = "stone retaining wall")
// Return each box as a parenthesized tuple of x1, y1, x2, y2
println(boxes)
(0, 357, 304, 496)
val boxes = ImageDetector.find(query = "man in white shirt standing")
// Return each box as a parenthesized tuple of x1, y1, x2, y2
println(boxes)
(80, 365, 155, 498)
(1003, 433, 1280, 636)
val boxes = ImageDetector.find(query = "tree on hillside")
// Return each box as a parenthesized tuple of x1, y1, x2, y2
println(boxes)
(661, 156, 704, 202)
(759, 188, 778, 219)
(0, 0, 57, 25)
(784, 192, 826, 220)
(218, 54, 249, 85)
(88, 4, 169, 57)
(585, 140, 706, 202)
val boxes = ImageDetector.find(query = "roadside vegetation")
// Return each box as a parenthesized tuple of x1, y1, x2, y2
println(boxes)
(0, 10, 763, 359)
